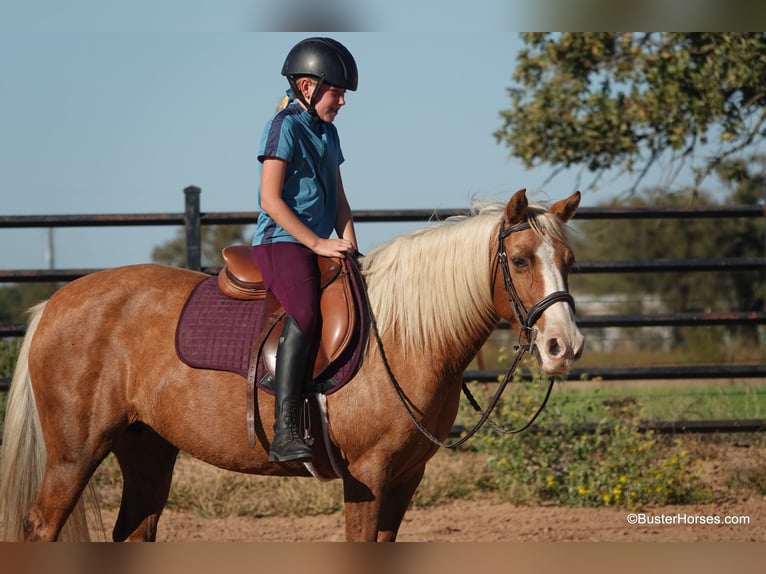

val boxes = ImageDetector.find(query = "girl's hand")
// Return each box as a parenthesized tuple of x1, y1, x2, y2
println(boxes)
(312, 238, 356, 258)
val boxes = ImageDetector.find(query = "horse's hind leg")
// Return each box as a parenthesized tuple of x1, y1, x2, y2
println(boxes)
(111, 423, 179, 542)
(23, 457, 105, 542)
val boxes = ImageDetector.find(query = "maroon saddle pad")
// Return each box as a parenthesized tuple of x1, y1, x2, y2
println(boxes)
(175, 277, 265, 379)
(175, 274, 368, 395)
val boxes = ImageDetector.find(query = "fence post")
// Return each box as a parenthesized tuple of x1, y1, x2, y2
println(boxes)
(184, 186, 202, 270)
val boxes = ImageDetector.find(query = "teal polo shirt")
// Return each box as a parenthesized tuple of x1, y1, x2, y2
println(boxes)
(252, 102, 344, 245)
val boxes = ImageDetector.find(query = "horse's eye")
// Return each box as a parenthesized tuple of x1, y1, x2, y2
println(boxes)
(511, 257, 528, 269)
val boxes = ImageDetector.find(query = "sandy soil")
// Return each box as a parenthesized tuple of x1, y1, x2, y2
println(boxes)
(133, 494, 764, 542)
(95, 438, 766, 543)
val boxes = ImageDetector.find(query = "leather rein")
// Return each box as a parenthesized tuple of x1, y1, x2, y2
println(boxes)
(370, 218, 575, 449)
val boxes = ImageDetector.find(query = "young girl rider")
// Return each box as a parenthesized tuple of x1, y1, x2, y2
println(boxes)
(251, 37, 359, 463)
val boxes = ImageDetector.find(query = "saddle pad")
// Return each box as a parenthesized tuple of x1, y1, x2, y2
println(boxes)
(176, 277, 266, 379)
(175, 267, 368, 393)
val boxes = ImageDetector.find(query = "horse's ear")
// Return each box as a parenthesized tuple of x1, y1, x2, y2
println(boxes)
(505, 188, 528, 225)
(549, 190, 581, 222)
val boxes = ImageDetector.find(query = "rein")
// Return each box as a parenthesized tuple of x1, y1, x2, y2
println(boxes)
(366, 217, 576, 449)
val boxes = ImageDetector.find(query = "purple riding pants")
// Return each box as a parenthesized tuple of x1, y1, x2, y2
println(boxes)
(251, 242, 321, 338)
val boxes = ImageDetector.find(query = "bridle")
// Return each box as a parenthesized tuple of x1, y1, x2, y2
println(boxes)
(494, 219, 575, 353)
(372, 216, 577, 449)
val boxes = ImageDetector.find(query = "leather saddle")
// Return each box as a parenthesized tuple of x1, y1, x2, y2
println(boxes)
(217, 245, 357, 380)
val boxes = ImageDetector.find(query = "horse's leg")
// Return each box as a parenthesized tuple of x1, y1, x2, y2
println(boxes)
(342, 467, 426, 542)
(342, 470, 386, 542)
(23, 444, 108, 542)
(340, 454, 423, 542)
(21, 392, 113, 541)
(111, 423, 179, 542)
(376, 467, 426, 542)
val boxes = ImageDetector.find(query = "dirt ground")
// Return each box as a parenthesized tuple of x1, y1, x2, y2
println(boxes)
(129, 493, 764, 542)
(96, 439, 766, 543)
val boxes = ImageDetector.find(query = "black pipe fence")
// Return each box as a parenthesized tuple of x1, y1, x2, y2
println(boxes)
(2, 186, 765, 433)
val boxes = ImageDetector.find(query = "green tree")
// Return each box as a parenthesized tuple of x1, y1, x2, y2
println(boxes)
(496, 33, 766, 191)
(0, 283, 57, 324)
(152, 224, 251, 268)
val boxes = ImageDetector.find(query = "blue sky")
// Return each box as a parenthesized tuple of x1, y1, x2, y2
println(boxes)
(0, 25, 718, 270)
(4, 31, 590, 270)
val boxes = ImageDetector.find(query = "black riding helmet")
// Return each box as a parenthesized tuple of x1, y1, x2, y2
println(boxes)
(281, 37, 358, 113)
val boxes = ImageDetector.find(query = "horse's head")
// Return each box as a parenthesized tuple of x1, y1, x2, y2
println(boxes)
(491, 188, 584, 375)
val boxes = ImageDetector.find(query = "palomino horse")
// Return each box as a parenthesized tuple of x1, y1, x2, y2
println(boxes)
(0, 188, 583, 542)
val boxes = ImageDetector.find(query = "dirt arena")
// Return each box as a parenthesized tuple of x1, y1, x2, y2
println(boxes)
(95, 439, 765, 543)
(124, 493, 764, 542)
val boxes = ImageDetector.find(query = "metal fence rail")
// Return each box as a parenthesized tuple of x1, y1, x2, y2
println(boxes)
(2, 186, 765, 432)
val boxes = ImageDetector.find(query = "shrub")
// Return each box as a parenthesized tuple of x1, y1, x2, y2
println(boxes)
(464, 372, 710, 509)
(0, 339, 19, 379)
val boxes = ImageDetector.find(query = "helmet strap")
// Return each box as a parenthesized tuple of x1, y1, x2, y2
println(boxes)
(308, 78, 325, 113)
(288, 75, 323, 117)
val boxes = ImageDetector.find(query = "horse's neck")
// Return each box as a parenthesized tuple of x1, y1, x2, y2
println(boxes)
(440, 323, 498, 379)
(363, 229, 498, 371)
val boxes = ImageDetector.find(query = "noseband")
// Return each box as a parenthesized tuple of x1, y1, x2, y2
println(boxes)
(494, 219, 575, 352)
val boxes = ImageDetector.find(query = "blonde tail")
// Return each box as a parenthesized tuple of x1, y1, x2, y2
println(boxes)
(0, 301, 100, 541)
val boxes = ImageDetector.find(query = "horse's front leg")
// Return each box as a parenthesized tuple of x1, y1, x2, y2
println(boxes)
(342, 469, 386, 541)
(341, 460, 426, 542)
(376, 467, 426, 541)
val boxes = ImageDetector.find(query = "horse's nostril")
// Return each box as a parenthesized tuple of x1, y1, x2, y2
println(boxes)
(547, 338, 562, 357)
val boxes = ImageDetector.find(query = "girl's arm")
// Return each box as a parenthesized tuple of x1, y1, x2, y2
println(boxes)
(259, 158, 354, 257)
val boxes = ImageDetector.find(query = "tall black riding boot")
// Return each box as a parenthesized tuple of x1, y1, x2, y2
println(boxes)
(269, 316, 314, 463)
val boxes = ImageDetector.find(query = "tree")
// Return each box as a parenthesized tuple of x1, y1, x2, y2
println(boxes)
(0, 283, 57, 324)
(496, 33, 766, 192)
(152, 224, 251, 268)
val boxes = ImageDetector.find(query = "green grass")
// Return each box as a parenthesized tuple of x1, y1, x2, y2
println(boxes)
(466, 331, 766, 426)
(544, 381, 766, 423)
(460, 375, 766, 428)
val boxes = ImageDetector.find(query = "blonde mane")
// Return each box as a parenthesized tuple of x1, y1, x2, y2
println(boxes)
(360, 200, 572, 359)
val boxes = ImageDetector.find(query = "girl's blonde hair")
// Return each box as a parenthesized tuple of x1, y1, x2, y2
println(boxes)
(277, 95, 290, 111)
(277, 76, 316, 110)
